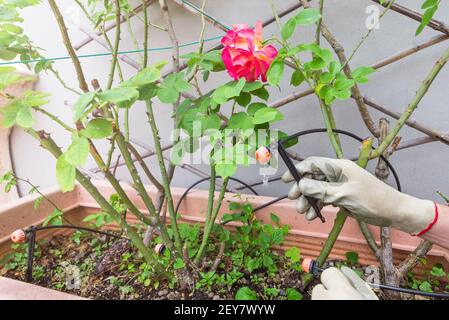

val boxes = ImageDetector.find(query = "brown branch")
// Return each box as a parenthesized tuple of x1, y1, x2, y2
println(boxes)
(73, 0, 156, 50)
(158, 0, 180, 71)
(211, 242, 226, 272)
(48, 0, 89, 93)
(371, 34, 449, 70)
(363, 97, 449, 146)
(375, 118, 400, 299)
(372, 0, 449, 35)
(398, 240, 433, 276)
(171, 0, 228, 32)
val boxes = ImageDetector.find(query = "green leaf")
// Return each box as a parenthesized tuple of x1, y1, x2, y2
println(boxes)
(56, 155, 76, 193)
(43, 209, 63, 227)
(215, 163, 237, 178)
(235, 287, 257, 300)
(15, 104, 34, 128)
(202, 113, 221, 131)
(291, 70, 305, 86)
(82, 119, 113, 139)
(281, 18, 297, 40)
(242, 81, 264, 93)
(98, 87, 139, 108)
(212, 79, 246, 104)
(416, 5, 438, 36)
(227, 112, 254, 130)
(419, 281, 433, 293)
(235, 92, 251, 106)
(64, 135, 90, 166)
(295, 8, 321, 25)
(253, 107, 284, 124)
(247, 103, 266, 116)
(23, 91, 51, 106)
(174, 258, 186, 270)
(157, 86, 179, 103)
(286, 288, 303, 300)
(0, 101, 20, 128)
(270, 213, 280, 224)
(346, 251, 359, 265)
(229, 202, 242, 211)
(319, 72, 334, 84)
(252, 87, 270, 101)
(430, 266, 446, 277)
(73, 92, 96, 121)
(2, 23, 23, 34)
(285, 247, 301, 263)
(352, 66, 376, 84)
(34, 196, 44, 210)
(127, 67, 161, 87)
(267, 58, 284, 86)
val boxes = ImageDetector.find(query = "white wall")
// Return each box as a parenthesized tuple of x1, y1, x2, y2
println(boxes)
(10, 0, 449, 202)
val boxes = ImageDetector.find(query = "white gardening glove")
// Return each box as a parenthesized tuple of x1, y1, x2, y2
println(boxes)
(312, 266, 378, 300)
(282, 157, 436, 235)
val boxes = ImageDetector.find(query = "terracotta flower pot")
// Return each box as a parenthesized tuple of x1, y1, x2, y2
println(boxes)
(0, 180, 448, 299)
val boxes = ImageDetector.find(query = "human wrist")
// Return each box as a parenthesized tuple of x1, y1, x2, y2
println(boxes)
(391, 195, 436, 235)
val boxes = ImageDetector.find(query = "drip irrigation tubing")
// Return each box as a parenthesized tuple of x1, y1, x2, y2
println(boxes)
(174, 176, 259, 215)
(24, 224, 124, 282)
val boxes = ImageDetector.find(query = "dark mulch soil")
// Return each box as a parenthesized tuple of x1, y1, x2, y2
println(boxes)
(1, 233, 307, 300)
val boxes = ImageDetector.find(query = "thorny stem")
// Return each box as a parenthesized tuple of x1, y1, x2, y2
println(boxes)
(107, 0, 122, 90)
(195, 177, 229, 264)
(146, 101, 182, 253)
(315, 0, 324, 45)
(12, 175, 73, 225)
(34, 107, 75, 133)
(205, 167, 217, 229)
(371, 46, 449, 159)
(48, 0, 89, 93)
(48, 67, 81, 95)
(114, 131, 176, 253)
(142, 0, 149, 68)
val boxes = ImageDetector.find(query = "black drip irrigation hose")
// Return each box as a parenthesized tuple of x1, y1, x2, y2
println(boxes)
(25, 225, 124, 282)
(174, 176, 259, 214)
(368, 283, 449, 299)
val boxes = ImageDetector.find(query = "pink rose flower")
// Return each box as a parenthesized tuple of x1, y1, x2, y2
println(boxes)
(221, 21, 278, 82)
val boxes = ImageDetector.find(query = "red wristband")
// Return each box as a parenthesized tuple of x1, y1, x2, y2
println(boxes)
(415, 202, 439, 237)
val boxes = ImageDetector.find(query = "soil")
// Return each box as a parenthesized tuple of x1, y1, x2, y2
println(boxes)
(0, 232, 309, 300)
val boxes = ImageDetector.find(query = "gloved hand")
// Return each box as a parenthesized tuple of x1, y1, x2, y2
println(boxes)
(282, 157, 436, 235)
(312, 266, 378, 300)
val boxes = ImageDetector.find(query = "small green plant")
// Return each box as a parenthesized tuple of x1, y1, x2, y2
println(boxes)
(286, 288, 303, 300)
(235, 286, 257, 300)
(285, 247, 302, 271)
(407, 263, 449, 294)
(221, 203, 288, 274)
(345, 251, 359, 265)
(264, 287, 280, 299)
(196, 271, 218, 291)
